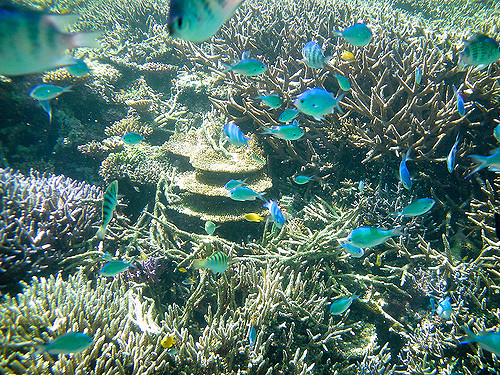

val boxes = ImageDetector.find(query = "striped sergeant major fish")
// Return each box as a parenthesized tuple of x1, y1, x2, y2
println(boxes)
(0, 5, 101, 76)
(96, 180, 118, 240)
(193, 251, 230, 274)
(167, 0, 245, 43)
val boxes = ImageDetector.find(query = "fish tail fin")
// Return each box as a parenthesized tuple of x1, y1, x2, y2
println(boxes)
(332, 31, 343, 37)
(33, 345, 45, 356)
(391, 226, 404, 237)
(324, 55, 334, 65)
(69, 31, 103, 49)
(221, 63, 233, 72)
(252, 94, 264, 100)
(95, 225, 106, 240)
(257, 192, 267, 201)
(390, 211, 402, 217)
(260, 126, 272, 135)
(192, 259, 206, 270)
(466, 155, 488, 178)
(334, 92, 346, 114)
(62, 85, 73, 92)
(459, 327, 476, 344)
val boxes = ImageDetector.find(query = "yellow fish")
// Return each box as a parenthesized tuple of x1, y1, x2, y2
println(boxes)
(244, 213, 264, 222)
(375, 254, 382, 266)
(341, 51, 355, 62)
(178, 267, 188, 273)
(161, 336, 176, 349)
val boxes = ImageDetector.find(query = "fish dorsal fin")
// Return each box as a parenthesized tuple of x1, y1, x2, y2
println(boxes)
(44, 14, 80, 32)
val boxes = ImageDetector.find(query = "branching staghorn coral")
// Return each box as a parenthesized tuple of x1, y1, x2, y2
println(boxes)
(0, 168, 102, 292)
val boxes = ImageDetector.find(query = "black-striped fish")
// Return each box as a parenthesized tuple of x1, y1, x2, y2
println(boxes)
(192, 252, 229, 274)
(96, 180, 118, 240)
(458, 33, 500, 71)
(0, 6, 101, 76)
(167, 0, 245, 43)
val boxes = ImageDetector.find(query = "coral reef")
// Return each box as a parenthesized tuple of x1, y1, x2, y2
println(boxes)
(3, 0, 500, 373)
(0, 168, 102, 292)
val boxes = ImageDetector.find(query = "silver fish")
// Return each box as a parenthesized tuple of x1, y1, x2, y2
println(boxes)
(0, 6, 101, 76)
(167, 0, 244, 43)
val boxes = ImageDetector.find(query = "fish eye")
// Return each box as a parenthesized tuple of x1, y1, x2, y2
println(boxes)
(176, 17, 183, 28)
(300, 99, 304, 103)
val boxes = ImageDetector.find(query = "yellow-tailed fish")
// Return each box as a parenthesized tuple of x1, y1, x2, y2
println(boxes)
(96, 180, 118, 240)
(193, 251, 229, 274)
(244, 213, 264, 222)
(182, 277, 196, 286)
(178, 267, 188, 273)
(341, 51, 355, 62)
(161, 335, 176, 349)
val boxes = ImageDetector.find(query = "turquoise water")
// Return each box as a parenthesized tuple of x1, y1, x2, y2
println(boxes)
(1, 0, 500, 373)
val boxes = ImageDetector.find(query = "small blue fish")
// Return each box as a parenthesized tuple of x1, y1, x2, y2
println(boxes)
(453, 85, 466, 117)
(435, 297, 452, 320)
(224, 179, 247, 190)
(278, 108, 299, 123)
(393, 198, 435, 217)
(96, 180, 118, 240)
(65, 58, 91, 77)
(34, 332, 93, 355)
(30, 84, 72, 101)
(223, 121, 250, 147)
(415, 67, 422, 85)
(347, 226, 403, 248)
(99, 259, 135, 277)
(466, 148, 500, 178)
(121, 132, 144, 145)
(333, 23, 373, 47)
(204, 221, 218, 235)
(167, 0, 244, 43)
(254, 93, 282, 109)
(39, 99, 52, 124)
(494, 124, 500, 142)
(358, 180, 365, 193)
(399, 146, 412, 190)
(447, 133, 460, 172)
(222, 51, 267, 76)
(294, 88, 345, 120)
(193, 251, 229, 274)
(182, 277, 195, 286)
(248, 327, 256, 348)
(334, 73, 350, 91)
(260, 121, 304, 140)
(338, 243, 364, 258)
(330, 292, 360, 315)
(301, 41, 332, 69)
(228, 186, 265, 201)
(460, 327, 500, 356)
(293, 175, 314, 184)
(263, 200, 285, 228)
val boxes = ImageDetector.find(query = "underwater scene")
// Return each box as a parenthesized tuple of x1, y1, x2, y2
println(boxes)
(2, 0, 500, 373)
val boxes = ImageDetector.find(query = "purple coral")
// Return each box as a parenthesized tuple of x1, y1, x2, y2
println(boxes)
(0, 168, 102, 293)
